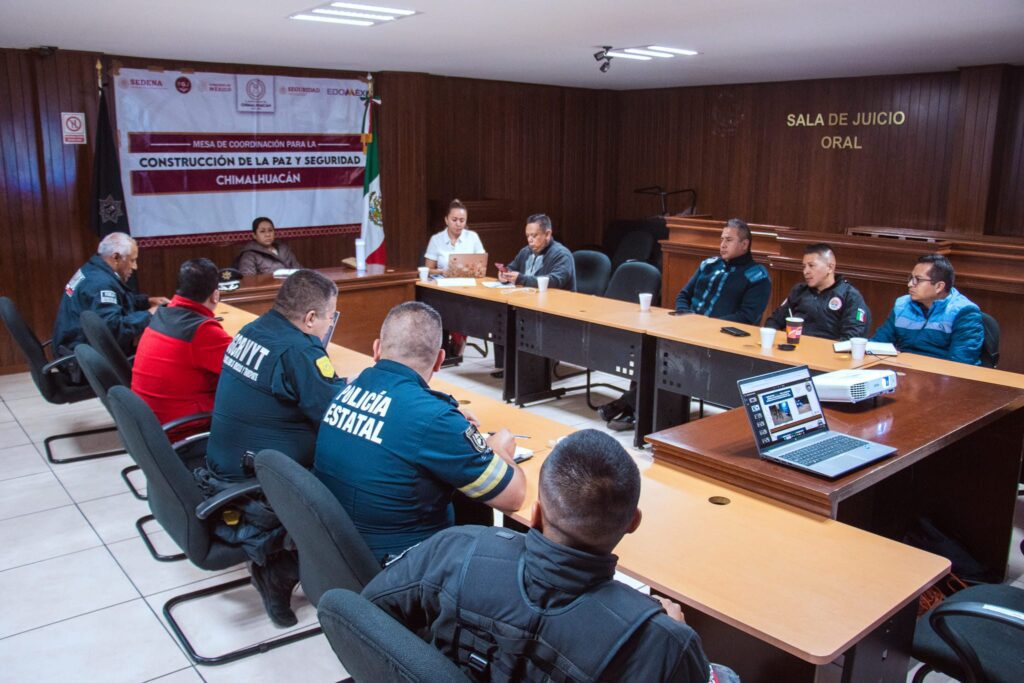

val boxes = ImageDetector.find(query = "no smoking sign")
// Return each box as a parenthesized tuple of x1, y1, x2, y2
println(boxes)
(61, 112, 87, 145)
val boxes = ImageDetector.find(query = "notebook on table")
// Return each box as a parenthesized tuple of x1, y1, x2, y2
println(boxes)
(737, 365, 895, 479)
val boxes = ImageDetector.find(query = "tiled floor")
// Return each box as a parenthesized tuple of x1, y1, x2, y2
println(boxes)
(0, 345, 1019, 681)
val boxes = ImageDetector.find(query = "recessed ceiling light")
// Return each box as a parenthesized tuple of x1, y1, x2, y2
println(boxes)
(330, 1, 416, 16)
(291, 13, 374, 26)
(624, 48, 675, 58)
(292, 2, 417, 27)
(314, 8, 397, 21)
(647, 46, 699, 56)
(605, 51, 652, 61)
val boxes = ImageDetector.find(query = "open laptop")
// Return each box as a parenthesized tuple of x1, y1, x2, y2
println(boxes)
(737, 365, 895, 478)
(446, 253, 488, 278)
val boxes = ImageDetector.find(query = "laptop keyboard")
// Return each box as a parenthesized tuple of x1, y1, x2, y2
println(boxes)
(781, 435, 864, 466)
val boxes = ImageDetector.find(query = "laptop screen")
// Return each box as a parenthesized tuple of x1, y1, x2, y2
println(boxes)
(737, 365, 829, 452)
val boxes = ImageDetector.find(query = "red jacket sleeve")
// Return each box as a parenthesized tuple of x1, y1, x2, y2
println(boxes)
(191, 320, 232, 375)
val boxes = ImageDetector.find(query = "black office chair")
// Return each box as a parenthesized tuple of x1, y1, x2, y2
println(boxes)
(610, 231, 655, 272)
(573, 250, 612, 296)
(0, 296, 122, 464)
(980, 312, 1000, 369)
(105, 386, 317, 665)
(80, 310, 133, 386)
(318, 589, 470, 683)
(911, 583, 1024, 683)
(604, 261, 662, 305)
(253, 449, 380, 607)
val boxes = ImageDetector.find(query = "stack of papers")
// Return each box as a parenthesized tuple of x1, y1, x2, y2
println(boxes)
(273, 268, 299, 278)
(482, 281, 515, 289)
(833, 341, 898, 356)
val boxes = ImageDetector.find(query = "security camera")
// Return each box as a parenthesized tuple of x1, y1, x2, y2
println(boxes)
(593, 46, 611, 61)
(599, 61, 611, 73)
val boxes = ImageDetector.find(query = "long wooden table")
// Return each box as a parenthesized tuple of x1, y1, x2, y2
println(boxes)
(214, 302, 948, 683)
(647, 364, 1024, 581)
(220, 265, 417, 355)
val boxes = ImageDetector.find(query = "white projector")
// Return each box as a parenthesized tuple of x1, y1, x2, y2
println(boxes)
(812, 369, 898, 403)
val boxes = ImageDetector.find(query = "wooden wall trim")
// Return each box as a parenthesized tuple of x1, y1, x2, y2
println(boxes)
(945, 65, 1013, 233)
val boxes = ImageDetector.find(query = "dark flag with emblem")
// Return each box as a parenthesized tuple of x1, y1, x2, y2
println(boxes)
(90, 87, 130, 237)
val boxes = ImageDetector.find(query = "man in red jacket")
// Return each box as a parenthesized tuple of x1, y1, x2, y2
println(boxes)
(131, 258, 232, 444)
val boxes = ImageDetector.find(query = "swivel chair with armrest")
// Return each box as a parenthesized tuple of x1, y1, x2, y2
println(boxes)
(0, 296, 121, 464)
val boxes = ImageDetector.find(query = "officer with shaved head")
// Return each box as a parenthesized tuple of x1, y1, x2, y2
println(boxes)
(313, 301, 526, 564)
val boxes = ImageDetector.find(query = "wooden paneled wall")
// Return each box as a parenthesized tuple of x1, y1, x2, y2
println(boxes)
(1, 45, 1021, 373)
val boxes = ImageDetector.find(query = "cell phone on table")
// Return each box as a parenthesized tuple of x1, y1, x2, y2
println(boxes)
(720, 326, 751, 337)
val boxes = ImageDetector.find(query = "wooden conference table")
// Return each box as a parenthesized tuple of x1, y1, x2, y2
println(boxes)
(213, 302, 949, 683)
(220, 264, 417, 356)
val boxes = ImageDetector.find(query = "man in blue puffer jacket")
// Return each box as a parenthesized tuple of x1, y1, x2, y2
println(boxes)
(872, 254, 984, 365)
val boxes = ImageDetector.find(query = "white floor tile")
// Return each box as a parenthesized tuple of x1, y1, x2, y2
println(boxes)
(0, 471, 73, 520)
(0, 599, 189, 682)
(0, 442, 49, 481)
(0, 505, 101, 571)
(0, 420, 31, 448)
(146, 668, 205, 683)
(0, 546, 139, 638)
(79, 491, 152, 545)
(51, 452, 136, 503)
(107, 528, 244, 597)
(0, 401, 14, 423)
(0, 373, 43, 401)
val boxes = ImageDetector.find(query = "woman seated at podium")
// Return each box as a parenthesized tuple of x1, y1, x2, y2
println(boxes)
(424, 199, 485, 365)
(236, 217, 302, 276)
(424, 199, 485, 274)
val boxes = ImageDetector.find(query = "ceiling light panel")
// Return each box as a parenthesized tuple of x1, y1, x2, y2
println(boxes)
(291, 2, 417, 27)
(605, 51, 652, 61)
(647, 46, 699, 56)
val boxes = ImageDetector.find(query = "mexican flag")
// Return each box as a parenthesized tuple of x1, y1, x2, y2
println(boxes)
(361, 97, 385, 265)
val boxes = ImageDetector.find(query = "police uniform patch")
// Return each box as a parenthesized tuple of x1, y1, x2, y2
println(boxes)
(99, 290, 118, 305)
(828, 296, 843, 311)
(315, 355, 335, 379)
(464, 425, 488, 453)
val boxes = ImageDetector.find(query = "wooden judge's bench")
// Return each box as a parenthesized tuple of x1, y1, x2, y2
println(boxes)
(660, 217, 1024, 374)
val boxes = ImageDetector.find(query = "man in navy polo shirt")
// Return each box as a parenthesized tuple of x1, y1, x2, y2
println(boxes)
(314, 301, 526, 564)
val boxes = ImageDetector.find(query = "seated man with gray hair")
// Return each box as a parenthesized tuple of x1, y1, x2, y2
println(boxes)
(52, 231, 168, 359)
(314, 301, 526, 565)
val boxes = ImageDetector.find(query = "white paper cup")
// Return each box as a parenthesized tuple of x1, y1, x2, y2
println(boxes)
(418, 266, 429, 282)
(536, 276, 550, 292)
(759, 327, 775, 351)
(638, 293, 653, 312)
(850, 337, 868, 362)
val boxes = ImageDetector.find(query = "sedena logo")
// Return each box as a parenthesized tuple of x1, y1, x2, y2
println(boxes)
(175, 76, 192, 94)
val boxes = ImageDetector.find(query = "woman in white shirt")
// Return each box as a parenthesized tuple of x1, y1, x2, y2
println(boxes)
(424, 199, 485, 273)
(424, 199, 485, 365)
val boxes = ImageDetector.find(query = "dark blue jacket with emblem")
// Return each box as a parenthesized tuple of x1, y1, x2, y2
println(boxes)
(52, 254, 152, 356)
(675, 251, 771, 324)
(765, 276, 870, 341)
(205, 309, 343, 481)
(313, 359, 515, 563)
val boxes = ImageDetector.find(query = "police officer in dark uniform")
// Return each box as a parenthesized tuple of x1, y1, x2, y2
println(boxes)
(675, 218, 770, 323)
(601, 219, 771, 429)
(764, 243, 871, 341)
(53, 232, 168, 358)
(205, 269, 343, 481)
(314, 301, 526, 564)
(362, 429, 739, 683)
(201, 269, 343, 628)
